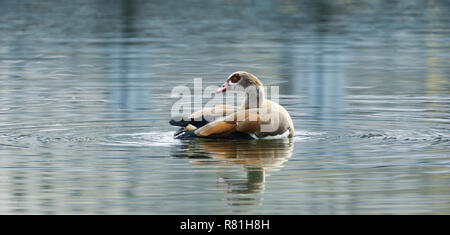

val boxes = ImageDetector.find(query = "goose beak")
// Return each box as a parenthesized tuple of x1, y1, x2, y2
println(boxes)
(216, 81, 229, 94)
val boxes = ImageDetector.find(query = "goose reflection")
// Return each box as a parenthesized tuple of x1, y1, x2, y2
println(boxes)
(173, 139, 294, 209)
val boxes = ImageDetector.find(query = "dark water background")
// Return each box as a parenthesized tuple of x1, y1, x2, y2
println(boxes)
(0, 0, 449, 214)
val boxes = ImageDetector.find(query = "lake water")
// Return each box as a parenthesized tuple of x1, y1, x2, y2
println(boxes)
(0, 0, 449, 214)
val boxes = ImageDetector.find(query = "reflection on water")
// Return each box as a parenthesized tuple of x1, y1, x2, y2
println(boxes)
(174, 139, 293, 210)
(0, 0, 449, 214)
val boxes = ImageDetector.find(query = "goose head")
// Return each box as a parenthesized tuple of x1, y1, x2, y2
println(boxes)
(216, 71, 263, 94)
(216, 71, 265, 109)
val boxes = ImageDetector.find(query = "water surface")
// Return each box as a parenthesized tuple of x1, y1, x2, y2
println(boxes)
(0, 0, 449, 214)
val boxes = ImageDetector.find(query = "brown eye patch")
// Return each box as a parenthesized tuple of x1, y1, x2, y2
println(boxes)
(230, 74, 241, 83)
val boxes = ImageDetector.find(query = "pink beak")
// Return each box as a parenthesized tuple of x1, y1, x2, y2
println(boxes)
(216, 81, 229, 94)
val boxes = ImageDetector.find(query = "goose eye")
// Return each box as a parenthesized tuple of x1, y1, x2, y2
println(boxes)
(230, 74, 241, 83)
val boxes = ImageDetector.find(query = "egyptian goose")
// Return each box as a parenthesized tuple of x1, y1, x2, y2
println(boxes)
(170, 71, 295, 139)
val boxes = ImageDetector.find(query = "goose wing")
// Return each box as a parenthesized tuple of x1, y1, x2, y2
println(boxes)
(193, 108, 262, 138)
(169, 105, 238, 128)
